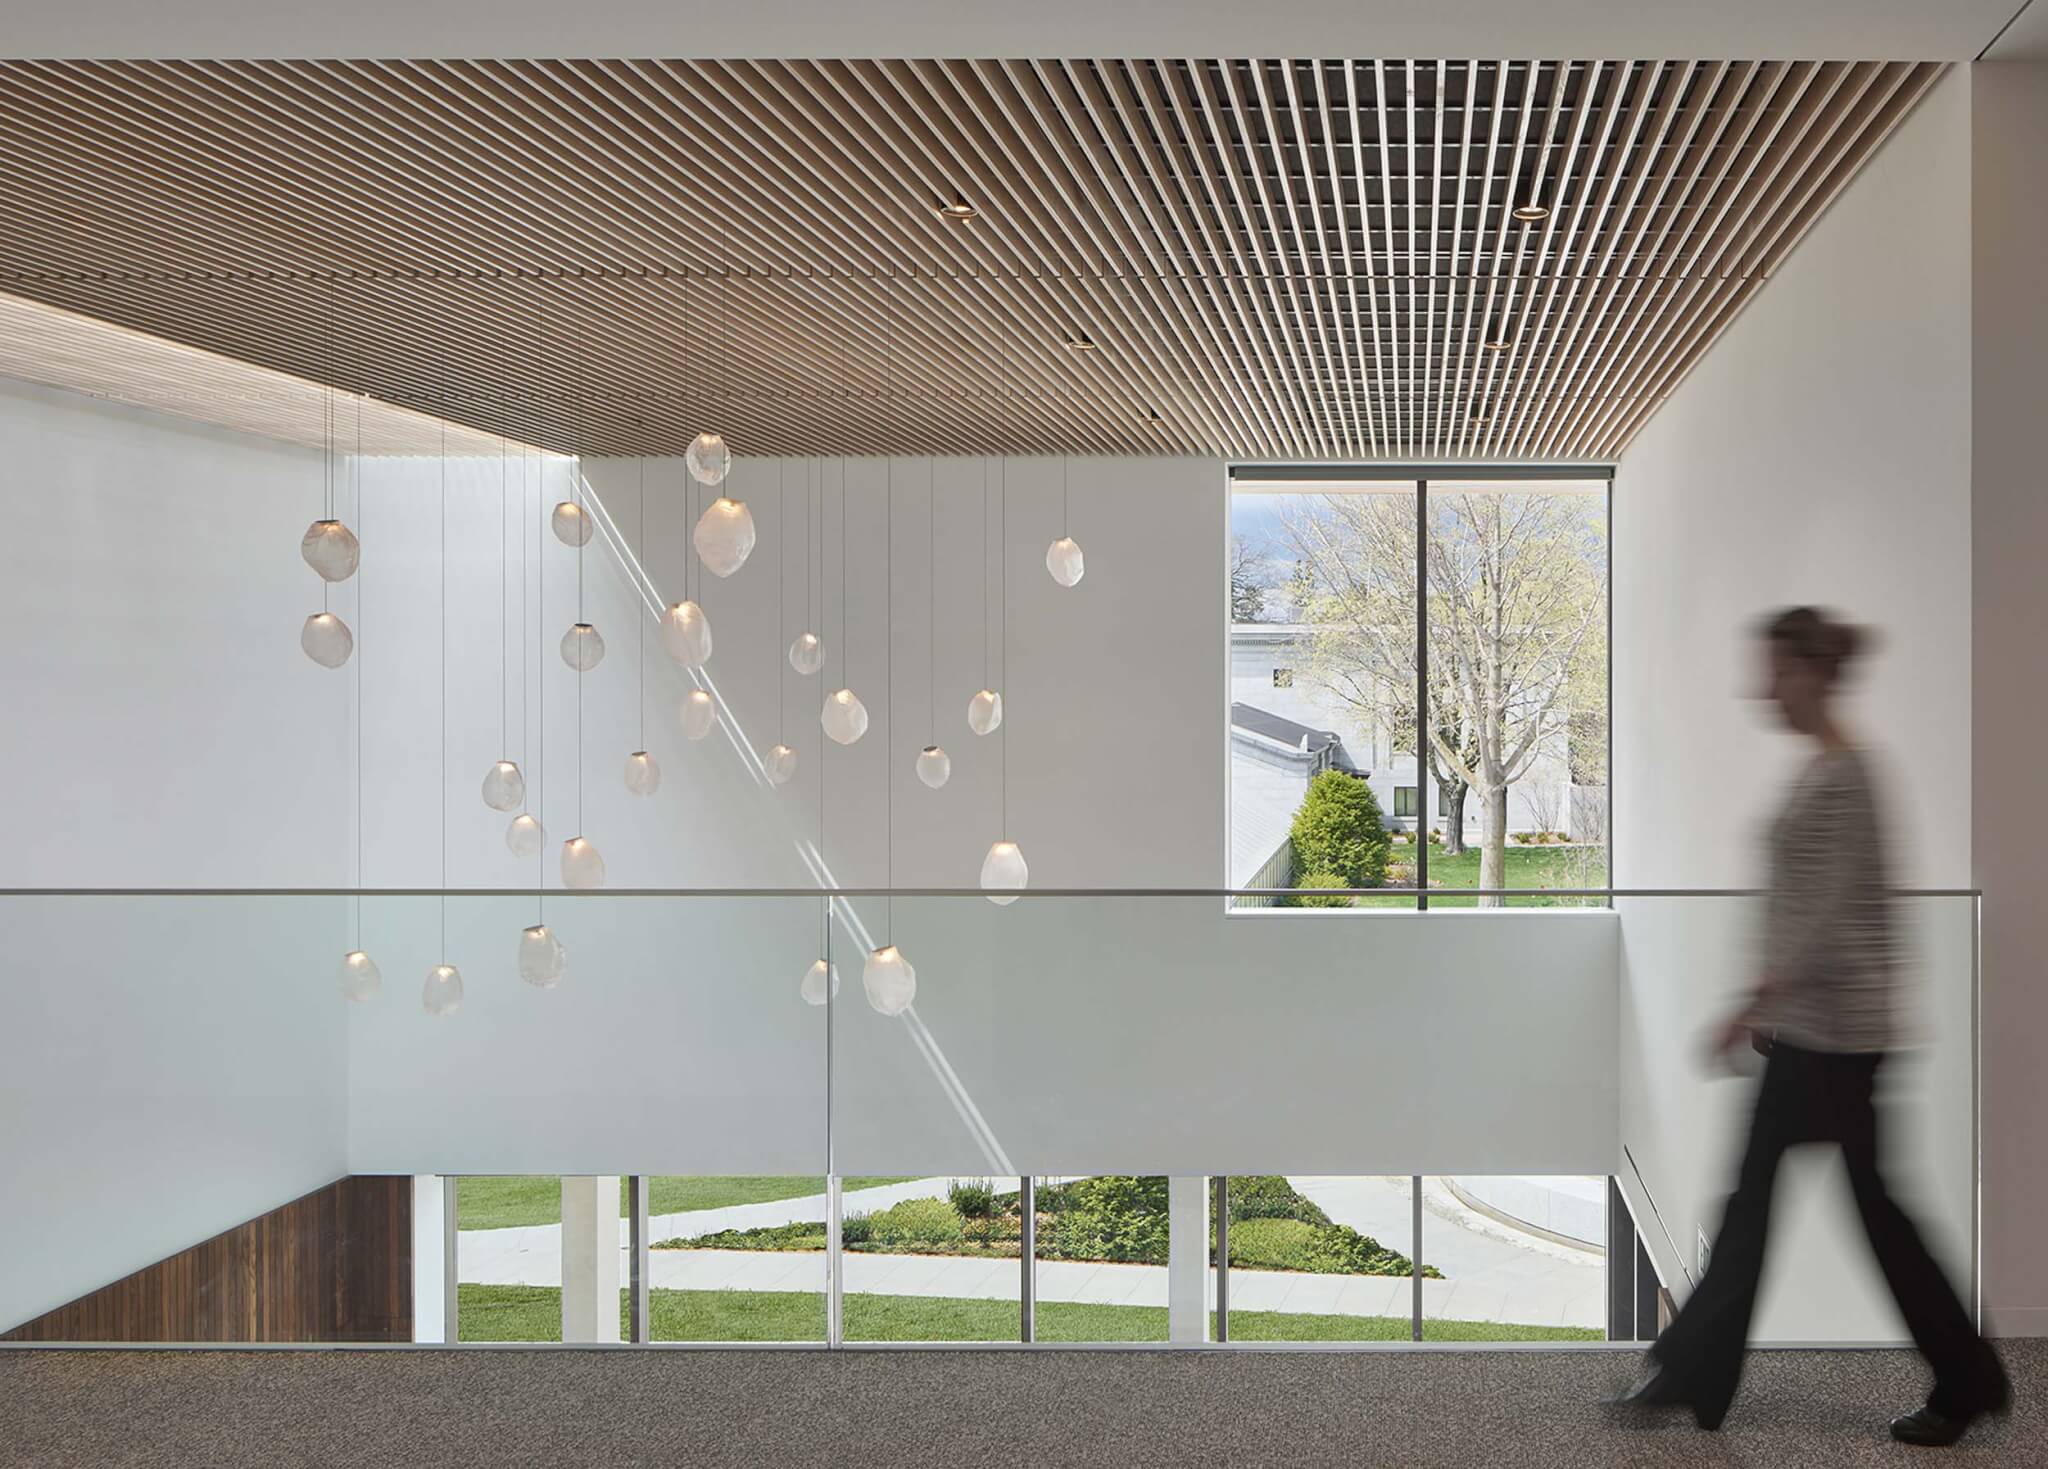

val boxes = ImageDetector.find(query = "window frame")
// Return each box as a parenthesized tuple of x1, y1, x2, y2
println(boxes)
(1225, 463, 1614, 911)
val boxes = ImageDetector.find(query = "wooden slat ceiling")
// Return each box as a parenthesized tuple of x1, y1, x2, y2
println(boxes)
(0, 58, 1942, 462)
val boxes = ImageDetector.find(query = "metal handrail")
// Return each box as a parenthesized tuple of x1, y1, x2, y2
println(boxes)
(0, 885, 1985, 899)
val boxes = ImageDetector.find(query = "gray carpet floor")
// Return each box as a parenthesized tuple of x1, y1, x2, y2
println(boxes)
(1, 1343, 2041, 1467)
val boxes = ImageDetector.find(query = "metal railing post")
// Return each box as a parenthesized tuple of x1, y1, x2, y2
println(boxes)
(1213, 1174, 1229, 1343)
(1019, 1175, 1036, 1342)
(1411, 1174, 1424, 1342)
(628, 1175, 650, 1343)
(442, 1175, 460, 1344)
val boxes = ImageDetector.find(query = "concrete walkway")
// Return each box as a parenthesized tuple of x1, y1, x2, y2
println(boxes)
(457, 1173, 1602, 1328)
(458, 1177, 987, 1293)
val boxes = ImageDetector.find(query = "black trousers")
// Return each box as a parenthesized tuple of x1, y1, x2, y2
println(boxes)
(1651, 1040, 2002, 1426)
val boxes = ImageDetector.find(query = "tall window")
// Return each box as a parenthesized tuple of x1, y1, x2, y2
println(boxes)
(1228, 473, 1608, 909)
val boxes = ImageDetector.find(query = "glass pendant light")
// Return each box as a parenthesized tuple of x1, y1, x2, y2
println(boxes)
(482, 447, 528, 816)
(981, 839, 1029, 906)
(660, 601, 713, 668)
(423, 419, 464, 1019)
(863, 945, 916, 1016)
(764, 743, 798, 785)
(561, 622, 604, 670)
(301, 611, 354, 668)
(686, 431, 732, 486)
(914, 461, 950, 790)
(822, 686, 868, 745)
(339, 949, 382, 1003)
(550, 499, 593, 546)
(967, 455, 1002, 734)
(681, 687, 718, 741)
(694, 496, 756, 577)
(518, 924, 568, 988)
(301, 519, 360, 582)
(801, 958, 839, 1007)
(1045, 536, 1085, 587)
(423, 963, 463, 1016)
(1046, 451, 1084, 586)
(790, 463, 822, 673)
(481, 760, 525, 812)
(560, 835, 605, 890)
(506, 811, 546, 856)
(623, 750, 661, 795)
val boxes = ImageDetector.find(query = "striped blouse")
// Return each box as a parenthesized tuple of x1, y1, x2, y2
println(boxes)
(1752, 747, 1898, 1054)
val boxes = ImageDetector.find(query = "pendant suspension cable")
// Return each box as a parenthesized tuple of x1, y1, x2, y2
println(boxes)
(928, 456, 936, 743)
(352, 384, 364, 951)
(981, 455, 989, 688)
(1000, 449, 1008, 840)
(886, 443, 894, 942)
(439, 419, 448, 963)
(535, 440, 546, 928)
(637, 450, 647, 750)
(500, 433, 510, 758)
(777, 456, 786, 742)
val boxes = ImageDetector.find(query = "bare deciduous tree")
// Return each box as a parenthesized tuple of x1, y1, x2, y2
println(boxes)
(1281, 489, 1606, 905)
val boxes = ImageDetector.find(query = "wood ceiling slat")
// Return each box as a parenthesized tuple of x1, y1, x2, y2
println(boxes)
(0, 57, 1940, 462)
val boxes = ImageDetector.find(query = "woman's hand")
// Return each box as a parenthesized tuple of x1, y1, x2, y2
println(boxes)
(1707, 1004, 1767, 1069)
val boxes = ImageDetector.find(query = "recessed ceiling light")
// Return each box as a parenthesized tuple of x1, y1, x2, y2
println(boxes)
(1482, 339, 1508, 353)
(1512, 202, 1550, 223)
(1065, 332, 1097, 352)
(936, 194, 978, 222)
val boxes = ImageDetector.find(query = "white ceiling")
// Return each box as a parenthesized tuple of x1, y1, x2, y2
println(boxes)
(1984, 0, 2048, 59)
(0, 1, 2029, 63)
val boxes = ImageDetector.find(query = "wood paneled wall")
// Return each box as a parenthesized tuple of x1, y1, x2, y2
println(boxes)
(2, 1176, 412, 1343)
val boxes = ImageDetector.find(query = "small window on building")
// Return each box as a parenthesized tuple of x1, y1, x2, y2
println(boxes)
(1272, 668, 1294, 688)
(1394, 786, 1418, 819)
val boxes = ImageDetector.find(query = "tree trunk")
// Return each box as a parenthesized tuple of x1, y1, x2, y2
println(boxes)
(1442, 784, 1468, 856)
(1478, 784, 1510, 909)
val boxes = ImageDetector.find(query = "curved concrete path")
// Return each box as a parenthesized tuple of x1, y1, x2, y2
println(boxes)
(457, 1175, 1603, 1328)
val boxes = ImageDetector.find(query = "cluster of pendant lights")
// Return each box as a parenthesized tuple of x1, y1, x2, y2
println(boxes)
(304, 409, 1083, 1017)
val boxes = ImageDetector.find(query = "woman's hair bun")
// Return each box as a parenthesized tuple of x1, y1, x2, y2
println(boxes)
(1764, 606, 1871, 677)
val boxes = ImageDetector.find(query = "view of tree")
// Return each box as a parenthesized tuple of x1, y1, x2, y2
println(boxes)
(1229, 534, 1269, 623)
(1276, 488, 1606, 906)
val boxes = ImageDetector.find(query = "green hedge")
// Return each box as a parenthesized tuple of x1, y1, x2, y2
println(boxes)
(661, 1175, 1427, 1279)
(1288, 771, 1391, 891)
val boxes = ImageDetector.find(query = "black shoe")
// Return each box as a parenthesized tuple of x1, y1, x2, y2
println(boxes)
(1890, 1404, 1981, 1447)
(1606, 1364, 1689, 1410)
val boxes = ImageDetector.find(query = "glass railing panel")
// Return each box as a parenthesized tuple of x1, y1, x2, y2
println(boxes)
(1615, 893, 1977, 1346)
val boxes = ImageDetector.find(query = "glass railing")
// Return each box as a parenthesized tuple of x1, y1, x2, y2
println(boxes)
(0, 888, 1977, 1350)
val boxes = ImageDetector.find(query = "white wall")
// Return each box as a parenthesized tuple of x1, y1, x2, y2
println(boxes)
(347, 453, 1619, 1177)
(1971, 59, 2048, 1338)
(1612, 70, 1977, 1340)
(0, 382, 356, 1330)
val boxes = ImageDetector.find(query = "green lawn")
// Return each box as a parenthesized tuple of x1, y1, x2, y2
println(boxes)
(1352, 843, 1609, 909)
(456, 1176, 918, 1231)
(457, 1284, 1600, 1344)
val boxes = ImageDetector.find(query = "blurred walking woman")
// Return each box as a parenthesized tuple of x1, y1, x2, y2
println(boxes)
(1617, 608, 2007, 1446)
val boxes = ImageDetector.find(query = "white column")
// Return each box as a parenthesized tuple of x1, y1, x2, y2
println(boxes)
(1167, 1175, 1211, 1343)
(561, 1175, 622, 1343)
(411, 1174, 449, 1344)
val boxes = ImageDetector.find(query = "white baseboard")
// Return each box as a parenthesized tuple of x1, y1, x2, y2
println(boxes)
(1984, 1304, 2048, 1338)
